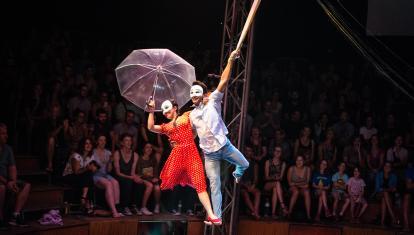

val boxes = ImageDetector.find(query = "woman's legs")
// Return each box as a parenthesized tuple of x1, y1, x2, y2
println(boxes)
(383, 192, 396, 222)
(332, 192, 339, 216)
(321, 190, 331, 216)
(276, 182, 288, 215)
(288, 187, 299, 216)
(264, 182, 278, 216)
(301, 189, 311, 219)
(357, 201, 368, 219)
(252, 188, 261, 217)
(142, 180, 153, 209)
(403, 194, 411, 230)
(197, 191, 218, 219)
(109, 178, 120, 205)
(339, 198, 350, 216)
(315, 193, 323, 221)
(381, 196, 387, 225)
(153, 184, 161, 210)
(241, 189, 255, 214)
(96, 178, 120, 217)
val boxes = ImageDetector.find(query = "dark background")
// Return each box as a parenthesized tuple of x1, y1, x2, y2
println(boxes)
(2, 0, 412, 64)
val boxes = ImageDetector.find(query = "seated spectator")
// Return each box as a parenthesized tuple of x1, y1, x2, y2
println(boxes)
(294, 126, 315, 167)
(68, 110, 89, 153)
(264, 146, 288, 218)
(405, 122, 414, 150)
(312, 160, 332, 221)
(137, 142, 162, 214)
(403, 166, 414, 231)
(240, 145, 261, 219)
(112, 110, 139, 152)
(91, 134, 122, 217)
(247, 127, 268, 163)
(67, 84, 92, 121)
(0, 123, 31, 227)
(314, 113, 329, 144)
(283, 110, 303, 143)
(375, 162, 398, 226)
(331, 162, 350, 220)
(386, 135, 408, 170)
(332, 111, 355, 150)
(366, 135, 384, 193)
(287, 155, 311, 220)
(347, 167, 368, 223)
(318, 128, 337, 169)
(62, 137, 94, 215)
(268, 129, 292, 164)
(45, 105, 71, 172)
(359, 115, 378, 144)
(91, 91, 112, 121)
(92, 109, 113, 150)
(343, 136, 366, 170)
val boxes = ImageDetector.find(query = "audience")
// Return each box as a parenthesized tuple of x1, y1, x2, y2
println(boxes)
(375, 162, 397, 226)
(287, 155, 312, 220)
(263, 146, 288, 218)
(1, 27, 414, 230)
(241, 145, 261, 219)
(136, 142, 161, 214)
(331, 162, 350, 220)
(312, 160, 332, 221)
(0, 123, 31, 227)
(347, 167, 368, 223)
(61, 137, 94, 215)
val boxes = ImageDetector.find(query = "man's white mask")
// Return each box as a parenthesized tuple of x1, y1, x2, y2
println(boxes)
(190, 85, 204, 98)
(161, 100, 173, 114)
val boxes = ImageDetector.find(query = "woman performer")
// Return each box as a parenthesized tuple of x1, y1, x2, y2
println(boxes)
(147, 99, 221, 225)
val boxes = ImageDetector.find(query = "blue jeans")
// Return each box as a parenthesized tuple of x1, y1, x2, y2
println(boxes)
(204, 139, 249, 218)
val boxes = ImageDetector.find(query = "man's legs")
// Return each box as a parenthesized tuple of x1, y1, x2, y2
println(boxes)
(14, 182, 31, 214)
(221, 141, 249, 179)
(204, 155, 222, 218)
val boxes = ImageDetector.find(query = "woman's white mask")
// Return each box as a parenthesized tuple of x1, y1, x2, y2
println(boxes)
(190, 85, 204, 98)
(161, 100, 173, 114)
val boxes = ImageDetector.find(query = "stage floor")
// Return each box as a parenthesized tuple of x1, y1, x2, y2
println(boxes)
(2, 213, 414, 235)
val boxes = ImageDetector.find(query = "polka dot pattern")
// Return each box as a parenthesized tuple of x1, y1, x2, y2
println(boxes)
(159, 111, 207, 193)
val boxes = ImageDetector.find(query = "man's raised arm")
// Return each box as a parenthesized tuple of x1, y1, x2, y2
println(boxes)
(216, 50, 239, 93)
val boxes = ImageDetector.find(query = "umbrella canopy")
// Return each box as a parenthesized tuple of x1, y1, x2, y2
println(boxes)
(115, 49, 196, 112)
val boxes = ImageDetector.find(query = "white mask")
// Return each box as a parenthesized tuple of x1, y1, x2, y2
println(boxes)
(161, 100, 173, 114)
(190, 85, 204, 98)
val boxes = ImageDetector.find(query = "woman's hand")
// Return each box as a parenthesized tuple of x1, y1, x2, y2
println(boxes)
(147, 98, 155, 112)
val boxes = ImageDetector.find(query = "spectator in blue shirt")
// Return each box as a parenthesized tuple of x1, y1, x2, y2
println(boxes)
(375, 162, 397, 226)
(331, 162, 350, 220)
(312, 160, 332, 221)
(403, 166, 414, 231)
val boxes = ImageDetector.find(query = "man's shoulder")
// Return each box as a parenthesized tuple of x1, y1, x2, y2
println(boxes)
(1, 144, 13, 155)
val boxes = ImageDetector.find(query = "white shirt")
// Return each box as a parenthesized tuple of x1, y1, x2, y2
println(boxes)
(62, 153, 91, 176)
(359, 126, 378, 141)
(190, 90, 228, 153)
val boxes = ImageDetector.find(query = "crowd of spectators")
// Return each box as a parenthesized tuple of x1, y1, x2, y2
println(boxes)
(1, 27, 414, 230)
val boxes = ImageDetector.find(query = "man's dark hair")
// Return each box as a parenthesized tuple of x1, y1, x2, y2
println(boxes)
(0, 123, 6, 130)
(96, 108, 108, 117)
(192, 81, 208, 95)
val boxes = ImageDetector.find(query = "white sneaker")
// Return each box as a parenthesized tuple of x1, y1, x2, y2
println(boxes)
(187, 210, 194, 216)
(141, 207, 153, 216)
(154, 204, 160, 214)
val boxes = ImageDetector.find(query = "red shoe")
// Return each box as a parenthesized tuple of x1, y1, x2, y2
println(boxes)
(204, 216, 222, 226)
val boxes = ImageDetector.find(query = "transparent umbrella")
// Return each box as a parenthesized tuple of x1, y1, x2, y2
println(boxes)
(115, 49, 196, 112)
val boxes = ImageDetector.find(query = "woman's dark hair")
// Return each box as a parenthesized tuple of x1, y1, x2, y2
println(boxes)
(78, 137, 94, 158)
(192, 80, 208, 94)
(120, 133, 133, 142)
(88, 160, 101, 170)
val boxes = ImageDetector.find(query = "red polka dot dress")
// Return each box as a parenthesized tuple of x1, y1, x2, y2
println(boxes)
(159, 111, 207, 193)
